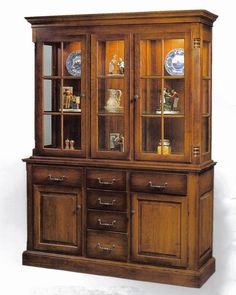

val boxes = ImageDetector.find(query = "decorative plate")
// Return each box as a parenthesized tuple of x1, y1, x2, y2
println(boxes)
(165, 48, 184, 76)
(66, 51, 81, 76)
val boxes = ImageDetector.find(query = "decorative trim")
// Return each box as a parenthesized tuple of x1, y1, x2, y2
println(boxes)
(194, 38, 201, 48)
(193, 146, 200, 157)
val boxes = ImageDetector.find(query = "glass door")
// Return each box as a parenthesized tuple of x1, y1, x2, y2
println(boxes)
(91, 34, 130, 159)
(135, 33, 190, 162)
(40, 37, 87, 156)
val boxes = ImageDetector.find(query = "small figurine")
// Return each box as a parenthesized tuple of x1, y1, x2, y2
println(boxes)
(65, 138, 70, 150)
(109, 55, 118, 74)
(63, 88, 73, 109)
(69, 140, 75, 150)
(118, 57, 124, 74)
(114, 134, 124, 152)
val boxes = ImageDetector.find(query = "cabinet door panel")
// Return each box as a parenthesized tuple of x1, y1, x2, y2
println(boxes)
(91, 34, 131, 160)
(34, 185, 82, 254)
(131, 193, 187, 267)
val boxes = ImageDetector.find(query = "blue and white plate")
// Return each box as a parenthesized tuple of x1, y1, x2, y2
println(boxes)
(66, 51, 81, 76)
(165, 48, 184, 76)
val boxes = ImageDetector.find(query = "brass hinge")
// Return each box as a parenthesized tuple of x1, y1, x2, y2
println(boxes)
(193, 38, 201, 48)
(192, 146, 200, 157)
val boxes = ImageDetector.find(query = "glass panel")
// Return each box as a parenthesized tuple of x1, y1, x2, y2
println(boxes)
(164, 39, 184, 76)
(202, 117, 210, 153)
(62, 79, 81, 112)
(202, 80, 210, 114)
(142, 118, 161, 153)
(63, 42, 81, 77)
(140, 39, 162, 76)
(63, 115, 81, 150)
(141, 79, 161, 114)
(97, 40, 124, 76)
(203, 41, 210, 77)
(98, 78, 124, 114)
(43, 79, 61, 112)
(163, 79, 184, 114)
(43, 115, 61, 148)
(164, 118, 184, 154)
(43, 43, 61, 76)
(98, 116, 125, 151)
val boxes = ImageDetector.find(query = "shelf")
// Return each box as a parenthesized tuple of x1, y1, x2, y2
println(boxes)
(140, 75, 184, 79)
(42, 76, 81, 80)
(98, 111, 124, 116)
(97, 74, 125, 79)
(142, 112, 184, 118)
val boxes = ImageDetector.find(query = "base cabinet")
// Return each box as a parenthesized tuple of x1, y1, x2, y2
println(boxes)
(23, 162, 215, 287)
(131, 193, 187, 267)
(33, 185, 82, 254)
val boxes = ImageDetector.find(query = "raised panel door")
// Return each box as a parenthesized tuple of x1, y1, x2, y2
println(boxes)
(131, 193, 187, 267)
(34, 185, 82, 254)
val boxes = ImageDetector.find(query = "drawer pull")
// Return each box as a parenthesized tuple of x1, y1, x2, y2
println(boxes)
(98, 198, 116, 206)
(48, 174, 66, 182)
(97, 177, 116, 185)
(97, 243, 115, 252)
(148, 181, 168, 190)
(97, 218, 117, 227)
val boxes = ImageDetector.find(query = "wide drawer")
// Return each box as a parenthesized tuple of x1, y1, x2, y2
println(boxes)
(130, 171, 187, 195)
(86, 169, 126, 191)
(87, 190, 127, 211)
(32, 165, 82, 187)
(87, 210, 127, 233)
(87, 230, 127, 262)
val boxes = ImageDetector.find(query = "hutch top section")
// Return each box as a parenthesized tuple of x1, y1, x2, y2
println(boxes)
(25, 10, 217, 167)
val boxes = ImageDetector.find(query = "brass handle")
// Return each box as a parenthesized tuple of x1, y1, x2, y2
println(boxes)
(97, 218, 116, 227)
(148, 181, 168, 190)
(48, 174, 66, 182)
(97, 243, 115, 252)
(97, 177, 116, 185)
(98, 198, 116, 206)
(133, 94, 139, 102)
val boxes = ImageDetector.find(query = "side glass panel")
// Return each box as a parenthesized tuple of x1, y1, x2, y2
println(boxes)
(202, 41, 211, 154)
(42, 40, 85, 154)
(137, 37, 186, 159)
(43, 115, 61, 148)
(43, 43, 61, 76)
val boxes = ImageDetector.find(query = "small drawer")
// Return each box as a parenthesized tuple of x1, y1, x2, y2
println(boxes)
(87, 210, 127, 233)
(87, 230, 127, 262)
(33, 165, 82, 187)
(87, 190, 127, 211)
(130, 171, 187, 195)
(86, 169, 126, 191)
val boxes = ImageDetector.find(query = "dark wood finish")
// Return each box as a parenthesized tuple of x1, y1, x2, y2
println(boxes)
(23, 251, 216, 288)
(23, 10, 217, 288)
(130, 171, 187, 195)
(33, 165, 82, 187)
(34, 185, 82, 254)
(86, 230, 128, 261)
(87, 210, 127, 232)
(86, 168, 126, 191)
(131, 193, 187, 267)
(87, 190, 127, 211)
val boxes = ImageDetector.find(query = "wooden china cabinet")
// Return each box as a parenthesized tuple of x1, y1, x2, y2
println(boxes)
(23, 10, 218, 287)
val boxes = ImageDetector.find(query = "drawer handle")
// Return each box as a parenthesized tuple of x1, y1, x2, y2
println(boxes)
(148, 181, 168, 190)
(97, 177, 116, 185)
(97, 218, 117, 227)
(97, 243, 115, 252)
(98, 198, 116, 206)
(48, 174, 66, 182)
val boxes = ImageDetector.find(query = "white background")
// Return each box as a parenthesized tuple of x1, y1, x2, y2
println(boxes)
(0, 0, 235, 294)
